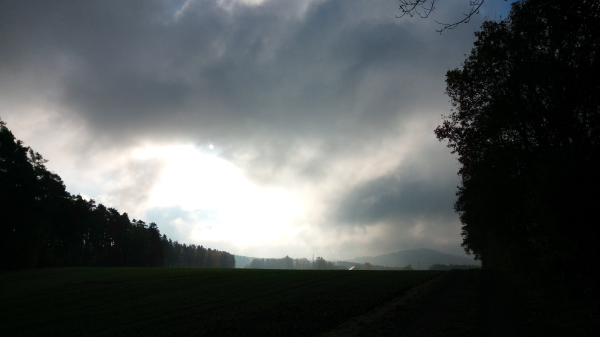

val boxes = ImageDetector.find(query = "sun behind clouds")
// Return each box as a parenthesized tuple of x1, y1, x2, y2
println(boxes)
(133, 144, 305, 246)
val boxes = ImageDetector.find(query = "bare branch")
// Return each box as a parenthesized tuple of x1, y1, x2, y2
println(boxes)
(434, 0, 486, 33)
(397, 0, 495, 33)
(396, 0, 436, 19)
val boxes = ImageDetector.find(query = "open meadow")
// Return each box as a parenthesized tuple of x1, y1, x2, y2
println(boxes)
(1, 268, 441, 336)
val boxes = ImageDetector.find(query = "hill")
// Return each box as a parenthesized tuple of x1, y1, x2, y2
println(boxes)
(349, 248, 480, 270)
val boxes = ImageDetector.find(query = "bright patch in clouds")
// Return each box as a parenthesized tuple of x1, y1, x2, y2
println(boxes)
(134, 145, 305, 246)
(0, 0, 500, 259)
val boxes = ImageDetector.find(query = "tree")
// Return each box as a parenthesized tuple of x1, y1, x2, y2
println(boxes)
(147, 222, 164, 267)
(397, 0, 507, 33)
(401, 264, 414, 271)
(0, 119, 236, 270)
(435, 0, 600, 290)
(294, 258, 310, 270)
(0, 119, 69, 268)
(282, 255, 294, 269)
(314, 256, 328, 270)
(204, 249, 220, 268)
(218, 251, 236, 268)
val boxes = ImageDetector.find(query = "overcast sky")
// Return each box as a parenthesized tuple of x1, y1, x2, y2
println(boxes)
(0, 0, 513, 260)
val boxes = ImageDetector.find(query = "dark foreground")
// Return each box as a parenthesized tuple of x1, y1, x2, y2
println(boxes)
(326, 269, 599, 337)
(1, 268, 438, 336)
(1, 268, 597, 336)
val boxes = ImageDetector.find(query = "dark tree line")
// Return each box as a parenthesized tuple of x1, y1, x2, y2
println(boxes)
(0, 119, 234, 269)
(428, 264, 480, 271)
(245, 256, 316, 269)
(334, 260, 413, 271)
(162, 241, 235, 268)
(245, 256, 338, 270)
(435, 0, 599, 295)
(245, 256, 414, 271)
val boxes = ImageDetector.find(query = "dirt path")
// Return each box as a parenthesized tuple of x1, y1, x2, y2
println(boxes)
(322, 269, 522, 337)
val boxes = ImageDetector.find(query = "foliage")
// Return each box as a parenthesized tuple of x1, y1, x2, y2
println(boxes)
(246, 256, 334, 270)
(0, 268, 442, 336)
(435, 0, 600, 293)
(401, 264, 413, 270)
(246, 256, 416, 271)
(428, 264, 480, 270)
(0, 119, 234, 269)
(335, 260, 415, 271)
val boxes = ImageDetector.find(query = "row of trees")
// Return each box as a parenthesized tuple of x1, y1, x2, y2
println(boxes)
(338, 261, 413, 271)
(245, 256, 328, 270)
(435, 0, 599, 295)
(162, 240, 235, 268)
(428, 264, 480, 271)
(0, 119, 234, 269)
(244, 256, 414, 271)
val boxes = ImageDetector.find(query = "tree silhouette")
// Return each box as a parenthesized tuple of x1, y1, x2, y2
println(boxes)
(435, 0, 600, 292)
(0, 118, 235, 270)
(0, 120, 69, 268)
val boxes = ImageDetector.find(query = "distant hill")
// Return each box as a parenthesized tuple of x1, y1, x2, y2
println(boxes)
(349, 248, 480, 270)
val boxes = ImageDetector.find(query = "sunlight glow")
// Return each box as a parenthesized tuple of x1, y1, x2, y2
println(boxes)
(133, 145, 305, 244)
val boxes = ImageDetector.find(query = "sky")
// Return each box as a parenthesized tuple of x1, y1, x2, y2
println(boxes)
(0, 0, 514, 261)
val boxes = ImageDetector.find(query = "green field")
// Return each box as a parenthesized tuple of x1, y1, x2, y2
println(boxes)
(1, 268, 441, 336)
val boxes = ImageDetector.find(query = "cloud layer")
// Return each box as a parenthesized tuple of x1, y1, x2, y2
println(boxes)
(0, 0, 512, 260)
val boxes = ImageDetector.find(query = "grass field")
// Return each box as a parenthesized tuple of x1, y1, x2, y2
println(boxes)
(1, 268, 442, 336)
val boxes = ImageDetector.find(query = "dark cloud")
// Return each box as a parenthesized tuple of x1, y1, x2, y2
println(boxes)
(0, 0, 512, 258)
(335, 171, 456, 225)
(333, 153, 459, 225)
(1, 0, 478, 146)
(329, 134, 464, 256)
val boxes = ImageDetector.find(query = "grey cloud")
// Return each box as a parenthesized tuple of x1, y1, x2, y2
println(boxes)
(96, 156, 167, 217)
(336, 226, 466, 259)
(333, 146, 460, 227)
(0, 0, 503, 258)
(336, 174, 456, 224)
(1, 0, 481, 147)
(331, 156, 465, 256)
